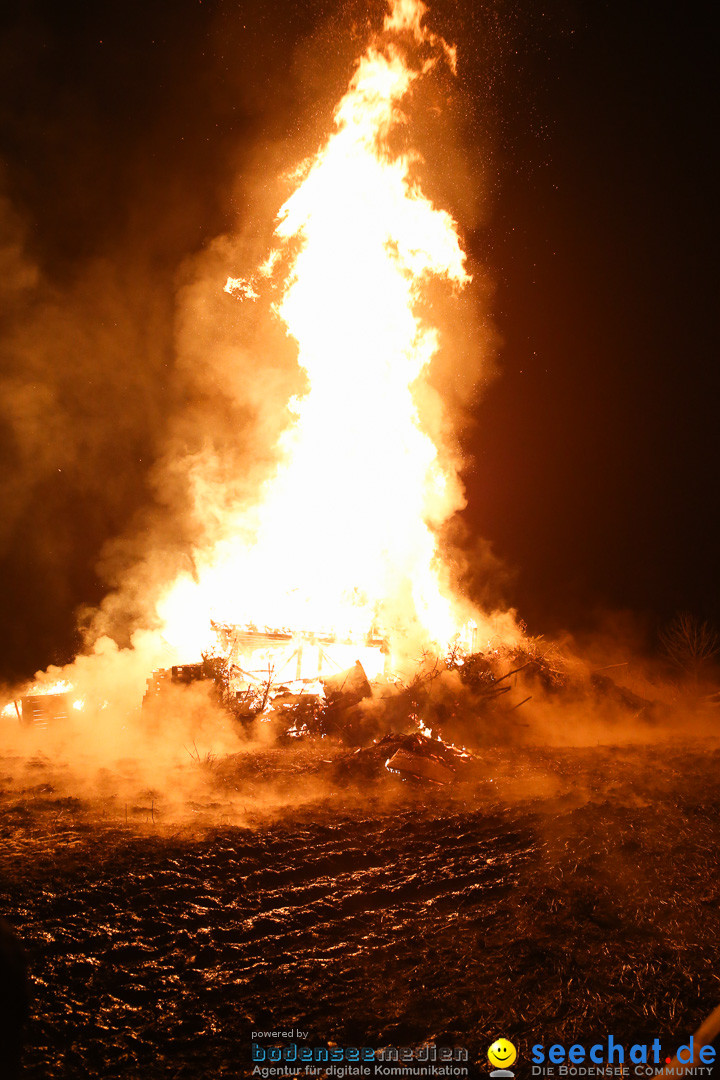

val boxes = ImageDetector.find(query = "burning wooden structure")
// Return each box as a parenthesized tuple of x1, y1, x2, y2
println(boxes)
(142, 622, 388, 721)
(18, 694, 71, 730)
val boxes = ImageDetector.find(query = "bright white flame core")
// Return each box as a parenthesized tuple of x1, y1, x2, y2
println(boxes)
(158, 0, 473, 660)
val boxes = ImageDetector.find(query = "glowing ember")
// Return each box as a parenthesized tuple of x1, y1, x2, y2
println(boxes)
(157, 0, 477, 663)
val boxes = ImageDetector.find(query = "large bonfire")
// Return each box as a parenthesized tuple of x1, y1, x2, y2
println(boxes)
(155, 0, 485, 671)
(5, 0, 516, 722)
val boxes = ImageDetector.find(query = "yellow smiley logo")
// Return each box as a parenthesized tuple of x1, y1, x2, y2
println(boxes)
(488, 1038, 518, 1070)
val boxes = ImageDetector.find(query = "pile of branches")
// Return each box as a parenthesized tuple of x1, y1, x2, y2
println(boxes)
(450, 636, 569, 694)
(202, 632, 659, 752)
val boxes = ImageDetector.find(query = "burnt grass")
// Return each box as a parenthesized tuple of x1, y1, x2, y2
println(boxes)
(2, 740, 720, 1078)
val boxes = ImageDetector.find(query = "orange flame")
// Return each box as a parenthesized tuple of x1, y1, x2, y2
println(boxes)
(158, 0, 477, 662)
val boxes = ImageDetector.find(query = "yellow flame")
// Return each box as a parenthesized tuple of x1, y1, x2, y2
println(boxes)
(26, 679, 74, 696)
(158, 0, 474, 661)
(2, 679, 76, 718)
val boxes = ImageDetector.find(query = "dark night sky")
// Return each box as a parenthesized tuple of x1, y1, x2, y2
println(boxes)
(0, 0, 717, 681)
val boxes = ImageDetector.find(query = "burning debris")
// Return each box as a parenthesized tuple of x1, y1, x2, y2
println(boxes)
(19, 694, 72, 730)
(337, 731, 474, 785)
(127, 615, 667, 785)
(0, 0, 698, 787)
(141, 623, 387, 735)
(2, 0, 509, 745)
(1, 680, 86, 730)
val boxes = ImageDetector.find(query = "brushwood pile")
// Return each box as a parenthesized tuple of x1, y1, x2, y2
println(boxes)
(156, 637, 666, 788)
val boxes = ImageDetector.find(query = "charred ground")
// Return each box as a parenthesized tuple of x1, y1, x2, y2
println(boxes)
(2, 736, 720, 1079)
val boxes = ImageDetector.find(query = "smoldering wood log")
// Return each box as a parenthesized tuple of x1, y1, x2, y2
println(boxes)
(335, 731, 473, 783)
